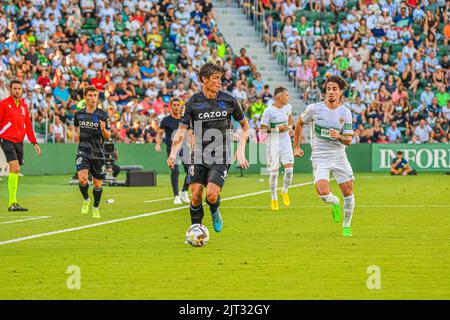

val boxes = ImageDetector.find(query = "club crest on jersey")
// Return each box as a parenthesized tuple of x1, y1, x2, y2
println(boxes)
(198, 110, 228, 120)
(339, 117, 345, 125)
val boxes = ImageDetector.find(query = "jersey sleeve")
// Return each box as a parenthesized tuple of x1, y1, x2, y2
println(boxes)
(260, 108, 270, 127)
(180, 100, 192, 127)
(74, 112, 79, 127)
(231, 97, 245, 122)
(343, 109, 353, 135)
(300, 104, 314, 124)
(103, 112, 110, 130)
(159, 117, 167, 130)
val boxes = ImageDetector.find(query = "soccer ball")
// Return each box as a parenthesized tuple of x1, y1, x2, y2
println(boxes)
(185, 224, 209, 247)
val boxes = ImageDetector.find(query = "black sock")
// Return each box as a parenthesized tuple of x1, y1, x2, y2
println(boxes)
(206, 195, 221, 213)
(79, 183, 89, 200)
(93, 187, 103, 208)
(170, 169, 179, 197)
(189, 203, 204, 224)
(182, 175, 189, 192)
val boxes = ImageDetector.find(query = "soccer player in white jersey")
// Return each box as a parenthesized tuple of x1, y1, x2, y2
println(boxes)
(260, 87, 294, 211)
(293, 75, 355, 237)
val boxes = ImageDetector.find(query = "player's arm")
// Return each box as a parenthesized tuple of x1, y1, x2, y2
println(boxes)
(100, 115, 111, 140)
(167, 123, 187, 169)
(23, 101, 41, 155)
(155, 128, 164, 152)
(260, 109, 272, 133)
(330, 110, 353, 146)
(293, 116, 305, 157)
(236, 118, 250, 169)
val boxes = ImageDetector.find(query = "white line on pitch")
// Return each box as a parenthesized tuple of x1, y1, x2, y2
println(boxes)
(0, 181, 314, 246)
(144, 197, 174, 203)
(0, 216, 51, 225)
(220, 205, 450, 209)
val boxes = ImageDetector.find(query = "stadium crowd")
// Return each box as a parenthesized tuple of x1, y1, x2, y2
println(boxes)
(0, 0, 449, 145)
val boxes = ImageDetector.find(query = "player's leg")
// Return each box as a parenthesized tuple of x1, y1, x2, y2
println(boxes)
(280, 143, 294, 206)
(190, 183, 205, 224)
(90, 158, 107, 218)
(313, 160, 340, 223)
(332, 157, 355, 236)
(179, 162, 191, 203)
(1, 139, 27, 211)
(76, 152, 91, 215)
(92, 178, 103, 218)
(170, 164, 182, 204)
(205, 165, 229, 232)
(187, 164, 207, 225)
(390, 168, 399, 175)
(267, 141, 280, 210)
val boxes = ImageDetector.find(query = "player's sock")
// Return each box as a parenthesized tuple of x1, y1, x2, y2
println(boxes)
(282, 168, 294, 193)
(189, 203, 204, 224)
(269, 172, 279, 200)
(78, 183, 90, 201)
(343, 194, 355, 227)
(93, 186, 103, 208)
(8, 172, 19, 206)
(206, 195, 220, 213)
(319, 193, 339, 205)
(181, 175, 189, 192)
(170, 171, 179, 196)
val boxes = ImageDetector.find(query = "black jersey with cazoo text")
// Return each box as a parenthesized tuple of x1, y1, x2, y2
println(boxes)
(74, 108, 109, 159)
(181, 90, 245, 165)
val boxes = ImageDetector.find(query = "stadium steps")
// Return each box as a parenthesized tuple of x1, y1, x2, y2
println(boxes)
(213, 1, 306, 115)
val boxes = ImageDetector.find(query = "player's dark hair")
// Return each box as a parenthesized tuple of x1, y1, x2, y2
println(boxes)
(198, 62, 225, 83)
(324, 75, 349, 91)
(9, 79, 22, 89)
(170, 98, 181, 104)
(397, 151, 403, 155)
(274, 86, 287, 96)
(83, 86, 98, 97)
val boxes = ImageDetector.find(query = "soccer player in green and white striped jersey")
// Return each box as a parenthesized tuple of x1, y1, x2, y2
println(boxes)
(293, 75, 355, 237)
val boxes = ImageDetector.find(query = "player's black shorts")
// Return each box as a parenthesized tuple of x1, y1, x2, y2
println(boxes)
(75, 152, 106, 180)
(187, 163, 230, 188)
(0, 139, 24, 165)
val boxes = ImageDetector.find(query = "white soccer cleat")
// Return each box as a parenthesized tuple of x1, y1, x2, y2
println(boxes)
(179, 191, 190, 203)
(174, 196, 183, 205)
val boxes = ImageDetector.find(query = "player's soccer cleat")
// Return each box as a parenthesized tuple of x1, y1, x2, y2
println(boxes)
(331, 203, 341, 223)
(92, 207, 101, 219)
(211, 208, 223, 233)
(8, 203, 28, 212)
(173, 195, 183, 205)
(179, 191, 190, 203)
(271, 199, 279, 211)
(343, 226, 352, 237)
(81, 199, 90, 215)
(281, 192, 290, 206)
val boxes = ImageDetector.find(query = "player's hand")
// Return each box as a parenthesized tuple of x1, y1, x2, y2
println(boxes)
(329, 128, 340, 139)
(155, 144, 162, 152)
(294, 146, 304, 157)
(34, 143, 41, 156)
(100, 120, 106, 130)
(235, 151, 249, 169)
(167, 154, 176, 169)
(277, 124, 290, 133)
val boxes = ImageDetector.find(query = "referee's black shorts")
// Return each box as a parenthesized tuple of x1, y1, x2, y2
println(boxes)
(0, 138, 24, 165)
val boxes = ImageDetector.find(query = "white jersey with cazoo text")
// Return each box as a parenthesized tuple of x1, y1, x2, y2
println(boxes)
(300, 101, 353, 160)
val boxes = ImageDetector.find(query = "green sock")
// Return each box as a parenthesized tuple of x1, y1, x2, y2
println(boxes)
(8, 173, 19, 206)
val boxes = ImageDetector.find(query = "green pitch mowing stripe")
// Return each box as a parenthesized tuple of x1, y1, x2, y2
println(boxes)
(0, 181, 314, 246)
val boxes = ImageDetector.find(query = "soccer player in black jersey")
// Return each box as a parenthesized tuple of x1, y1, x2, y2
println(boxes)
(74, 86, 111, 218)
(167, 62, 250, 234)
(156, 98, 192, 205)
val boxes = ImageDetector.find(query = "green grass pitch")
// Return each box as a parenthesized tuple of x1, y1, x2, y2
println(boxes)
(0, 172, 449, 299)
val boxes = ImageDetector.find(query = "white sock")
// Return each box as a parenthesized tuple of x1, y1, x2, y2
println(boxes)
(343, 194, 355, 227)
(269, 171, 279, 200)
(282, 168, 294, 193)
(319, 193, 339, 206)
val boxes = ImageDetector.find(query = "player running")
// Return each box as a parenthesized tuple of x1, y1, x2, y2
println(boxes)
(260, 87, 294, 211)
(156, 98, 192, 205)
(167, 62, 249, 234)
(74, 86, 111, 218)
(0, 80, 41, 211)
(293, 75, 355, 237)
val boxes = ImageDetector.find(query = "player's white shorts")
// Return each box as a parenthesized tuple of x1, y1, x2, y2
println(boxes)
(266, 138, 294, 172)
(312, 155, 354, 184)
